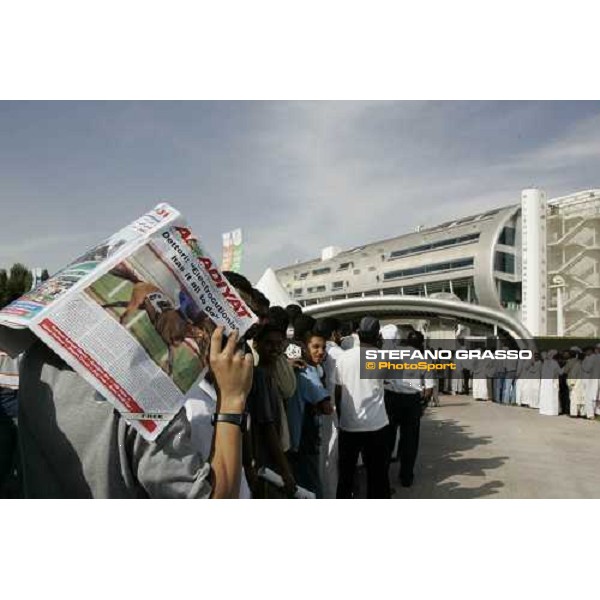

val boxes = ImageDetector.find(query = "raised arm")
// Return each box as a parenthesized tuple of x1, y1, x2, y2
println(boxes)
(209, 327, 253, 499)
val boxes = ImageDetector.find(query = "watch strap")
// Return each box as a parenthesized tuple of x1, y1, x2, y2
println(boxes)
(211, 412, 247, 433)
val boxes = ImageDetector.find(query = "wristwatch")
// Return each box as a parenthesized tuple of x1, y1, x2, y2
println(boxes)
(211, 412, 248, 433)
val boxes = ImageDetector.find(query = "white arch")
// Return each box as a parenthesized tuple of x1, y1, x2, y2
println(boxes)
(303, 295, 534, 349)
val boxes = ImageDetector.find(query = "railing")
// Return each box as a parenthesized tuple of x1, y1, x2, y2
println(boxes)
(547, 216, 585, 245)
(549, 248, 585, 274)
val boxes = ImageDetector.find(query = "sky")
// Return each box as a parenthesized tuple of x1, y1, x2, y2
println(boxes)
(1, 100, 599, 282)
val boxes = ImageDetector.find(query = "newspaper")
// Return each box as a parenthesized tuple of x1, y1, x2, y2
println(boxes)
(257, 467, 316, 499)
(0, 203, 257, 441)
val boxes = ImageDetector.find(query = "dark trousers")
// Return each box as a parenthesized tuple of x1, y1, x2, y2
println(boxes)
(462, 369, 471, 395)
(384, 390, 422, 483)
(337, 426, 390, 499)
(288, 451, 322, 498)
(0, 388, 20, 498)
(558, 374, 570, 415)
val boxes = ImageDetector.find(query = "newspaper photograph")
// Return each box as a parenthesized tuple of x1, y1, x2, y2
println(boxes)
(0, 203, 257, 441)
(0, 204, 176, 327)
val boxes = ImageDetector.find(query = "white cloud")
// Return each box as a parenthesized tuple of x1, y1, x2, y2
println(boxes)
(1, 102, 599, 283)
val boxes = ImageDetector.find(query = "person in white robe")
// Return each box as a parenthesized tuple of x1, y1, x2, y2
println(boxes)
(566, 349, 586, 417)
(515, 357, 529, 406)
(522, 354, 542, 409)
(503, 353, 518, 405)
(595, 344, 600, 416)
(492, 357, 507, 403)
(539, 350, 562, 416)
(472, 357, 492, 401)
(582, 347, 600, 420)
(451, 358, 464, 394)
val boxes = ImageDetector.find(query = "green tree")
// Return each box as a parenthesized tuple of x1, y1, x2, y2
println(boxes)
(0, 269, 7, 308)
(5, 263, 33, 305)
(41, 269, 50, 281)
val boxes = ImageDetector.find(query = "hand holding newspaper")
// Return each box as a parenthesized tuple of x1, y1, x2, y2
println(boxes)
(257, 467, 316, 499)
(0, 203, 257, 441)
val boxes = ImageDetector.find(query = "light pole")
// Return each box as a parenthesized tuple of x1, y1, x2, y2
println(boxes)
(551, 275, 567, 336)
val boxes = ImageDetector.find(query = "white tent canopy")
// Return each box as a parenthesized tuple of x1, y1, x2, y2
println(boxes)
(255, 267, 299, 308)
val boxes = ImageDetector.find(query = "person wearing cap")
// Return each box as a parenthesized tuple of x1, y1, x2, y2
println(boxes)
(383, 327, 433, 488)
(340, 320, 360, 351)
(380, 324, 402, 461)
(334, 316, 390, 499)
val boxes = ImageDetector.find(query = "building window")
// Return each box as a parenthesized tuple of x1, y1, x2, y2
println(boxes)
(337, 262, 353, 271)
(298, 272, 308, 279)
(312, 267, 331, 276)
(494, 251, 515, 274)
(496, 279, 521, 306)
(498, 226, 516, 246)
(307, 285, 327, 294)
(450, 277, 476, 303)
(403, 285, 425, 296)
(388, 232, 479, 260)
(353, 269, 361, 275)
(293, 288, 303, 297)
(332, 281, 345, 290)
(383, 257, 474, 281)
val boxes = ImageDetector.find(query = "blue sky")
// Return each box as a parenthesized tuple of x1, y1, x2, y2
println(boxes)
(1, 101, 599, 282)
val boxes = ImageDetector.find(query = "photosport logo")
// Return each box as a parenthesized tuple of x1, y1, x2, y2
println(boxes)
(359, 345, 535, 379)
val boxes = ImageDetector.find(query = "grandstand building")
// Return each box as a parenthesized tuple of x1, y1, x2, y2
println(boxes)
(274, 188, 600, 337)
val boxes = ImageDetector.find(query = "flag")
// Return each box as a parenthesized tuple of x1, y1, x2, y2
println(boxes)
(222, 228, 243, 273)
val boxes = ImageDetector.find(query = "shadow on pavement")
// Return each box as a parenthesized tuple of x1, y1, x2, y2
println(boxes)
(390, 414, 508, 499)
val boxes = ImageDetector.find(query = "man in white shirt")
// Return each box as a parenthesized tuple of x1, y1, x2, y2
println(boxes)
(383, 329, 433, 488)
(335, 316, 390, 499)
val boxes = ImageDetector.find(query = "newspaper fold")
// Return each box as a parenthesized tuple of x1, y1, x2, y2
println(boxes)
(257, 467, 316, 499)
(0, 203, 257, 441)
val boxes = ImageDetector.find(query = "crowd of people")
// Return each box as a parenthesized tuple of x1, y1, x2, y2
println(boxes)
(1, 271, 598, 499)
(442, 347, 600, 419)
(0, 272, 438, 499)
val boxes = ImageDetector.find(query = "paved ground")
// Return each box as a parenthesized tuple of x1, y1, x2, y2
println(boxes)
(385, 394, 600, 499)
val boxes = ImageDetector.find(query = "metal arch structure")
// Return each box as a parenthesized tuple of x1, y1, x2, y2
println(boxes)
(473, 204, 520, 310)
(303, 295, 535, 350)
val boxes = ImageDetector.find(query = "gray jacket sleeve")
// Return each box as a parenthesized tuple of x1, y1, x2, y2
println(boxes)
(121, 409, 213, 499)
